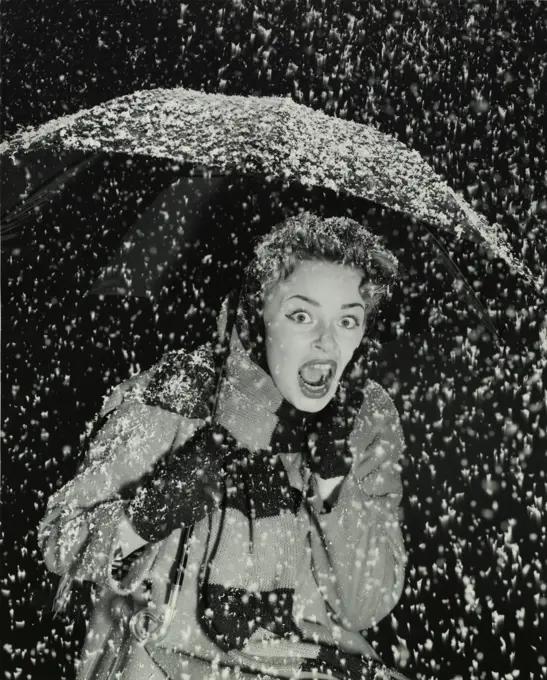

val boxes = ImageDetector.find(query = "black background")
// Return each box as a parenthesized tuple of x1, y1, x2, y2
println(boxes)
(2, 2, 546, 679)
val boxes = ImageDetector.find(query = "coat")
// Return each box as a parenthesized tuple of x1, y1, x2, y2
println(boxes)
(37, 328, 408, 680)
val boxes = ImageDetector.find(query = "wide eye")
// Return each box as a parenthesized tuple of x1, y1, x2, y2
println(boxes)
(287, 310, 313, 324)
(339, 315, 360, 330)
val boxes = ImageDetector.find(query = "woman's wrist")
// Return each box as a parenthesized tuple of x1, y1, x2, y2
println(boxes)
(314, 474, 345, 505)
(119, 508, 149, 557)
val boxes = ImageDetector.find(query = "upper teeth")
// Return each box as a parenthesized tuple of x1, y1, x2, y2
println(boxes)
(308, 363, 331, 374)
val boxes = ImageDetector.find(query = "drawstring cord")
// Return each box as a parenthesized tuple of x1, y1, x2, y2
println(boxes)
(195, 475, 231, 652)
(245, 467, 255, 555)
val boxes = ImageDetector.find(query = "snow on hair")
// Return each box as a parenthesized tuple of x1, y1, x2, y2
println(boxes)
(243, 211, 399, 320)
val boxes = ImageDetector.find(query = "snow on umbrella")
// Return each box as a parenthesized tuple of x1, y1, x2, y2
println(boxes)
(1, 87, 539, 291)
(2, 88, 544, 355)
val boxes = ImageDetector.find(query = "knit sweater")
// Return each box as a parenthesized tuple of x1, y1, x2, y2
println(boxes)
(38, 331, 408, 680)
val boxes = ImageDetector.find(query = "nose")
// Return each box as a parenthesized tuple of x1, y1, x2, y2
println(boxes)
(312, 324, 336, 354)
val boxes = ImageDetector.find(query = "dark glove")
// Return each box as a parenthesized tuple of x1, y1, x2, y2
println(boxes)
(126, 424, 236, 542)
(306, 385, 365, 479)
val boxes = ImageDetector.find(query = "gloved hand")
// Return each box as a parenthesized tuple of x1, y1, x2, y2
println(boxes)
(306, 384, 365, 480)
(126, 424, 237, 543)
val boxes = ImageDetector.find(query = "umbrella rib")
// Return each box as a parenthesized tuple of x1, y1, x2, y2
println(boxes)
(421, 224, 503, 346)
(1, 195, 51, 230)
(1, 154, 100, 236)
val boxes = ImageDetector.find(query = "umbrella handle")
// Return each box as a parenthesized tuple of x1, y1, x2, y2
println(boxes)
(117, 288, 241, 651)
(210, 286, 241, 422)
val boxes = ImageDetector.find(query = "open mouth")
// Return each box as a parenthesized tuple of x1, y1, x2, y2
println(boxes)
(298, 360, 337, 398)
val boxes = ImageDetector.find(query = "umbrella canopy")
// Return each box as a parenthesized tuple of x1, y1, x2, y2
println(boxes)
(1, 87, 541, 294)
(2, 149, 540, 356)
(2, 89, 544, 359)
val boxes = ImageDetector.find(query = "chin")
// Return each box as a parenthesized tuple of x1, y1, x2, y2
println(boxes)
(299, 401, 328, 413)
(289, 392, 335, 413)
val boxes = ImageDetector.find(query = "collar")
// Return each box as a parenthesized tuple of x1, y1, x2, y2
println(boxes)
(215, 328, 309, 452)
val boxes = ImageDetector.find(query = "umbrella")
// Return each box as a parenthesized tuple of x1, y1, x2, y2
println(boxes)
(1, 88, 543, 348)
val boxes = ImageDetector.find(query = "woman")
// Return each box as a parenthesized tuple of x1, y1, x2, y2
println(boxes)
(38, 211, 410, 680)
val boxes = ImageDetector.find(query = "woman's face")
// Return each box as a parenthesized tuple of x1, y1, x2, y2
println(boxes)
(262, 260, 367, 412)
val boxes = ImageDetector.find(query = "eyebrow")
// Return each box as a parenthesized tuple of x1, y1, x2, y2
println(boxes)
(287, 294, 365, 312)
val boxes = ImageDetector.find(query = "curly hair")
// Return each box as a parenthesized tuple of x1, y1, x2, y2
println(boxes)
(241, 211, 399, 328)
